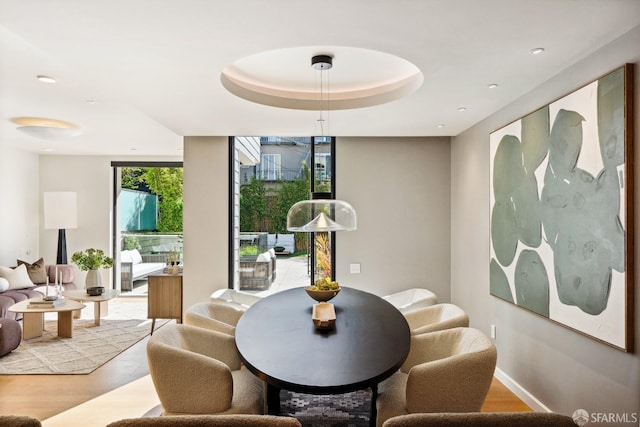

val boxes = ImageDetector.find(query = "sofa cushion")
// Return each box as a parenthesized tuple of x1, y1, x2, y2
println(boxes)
(130, 249, 143, 265)
(0, 278, 9, 292)
(121, 250, 133, 263)
(17, 258, 48, 284)
(0, 265, 34, 290)
(46, 265, 76, 284)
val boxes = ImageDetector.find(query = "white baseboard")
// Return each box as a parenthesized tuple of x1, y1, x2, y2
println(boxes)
(494, 367, 551, 412)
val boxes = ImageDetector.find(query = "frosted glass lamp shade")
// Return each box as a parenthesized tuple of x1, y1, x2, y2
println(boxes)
(287, 199, 357, 232)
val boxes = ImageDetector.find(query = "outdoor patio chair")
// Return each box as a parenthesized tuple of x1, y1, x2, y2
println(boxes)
(210, 288, 263, 308)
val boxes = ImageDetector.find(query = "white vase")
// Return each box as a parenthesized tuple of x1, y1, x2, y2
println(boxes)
(86, 269, 101, 288)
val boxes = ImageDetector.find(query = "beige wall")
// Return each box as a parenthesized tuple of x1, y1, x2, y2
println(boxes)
(0, 146, 39, 266)
(182, 136, 230, 310)
(451, 25, 640, 417)
(336, 137, 451, 300)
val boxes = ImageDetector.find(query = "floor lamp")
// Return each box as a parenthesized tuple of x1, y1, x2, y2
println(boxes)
(44, 192, 78, 265)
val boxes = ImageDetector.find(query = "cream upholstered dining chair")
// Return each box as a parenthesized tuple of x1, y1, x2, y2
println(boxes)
(146, 323, 264, 416)
(184, 301, 246, 335)
(0, 415, 42, 427)
(403, 303, 469, 335)
(376, 327, 497, 427)
(381, 412, 576, 427)
(210, 288, 263, 309)
(382, 288, 438, 314)
(106, 414, 302, 427)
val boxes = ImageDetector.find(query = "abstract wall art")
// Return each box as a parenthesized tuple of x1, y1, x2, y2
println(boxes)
(489, 64, 634, 351)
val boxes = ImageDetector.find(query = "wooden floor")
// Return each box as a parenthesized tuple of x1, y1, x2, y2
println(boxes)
(0, 327, 530, 422)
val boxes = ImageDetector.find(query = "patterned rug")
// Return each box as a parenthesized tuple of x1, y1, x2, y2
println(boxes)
(0, 299, 162, 374)
(281, 389, 372, 427)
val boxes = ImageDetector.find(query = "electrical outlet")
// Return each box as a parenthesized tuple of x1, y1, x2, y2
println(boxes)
(349, 263, 361, 274)
(490, 324, 497, 339)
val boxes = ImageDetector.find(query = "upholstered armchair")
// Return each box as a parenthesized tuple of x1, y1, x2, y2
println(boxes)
(376, 327, 497, 427)
(146, 323, 264, 416)
(381, 412, 576, 427)
(381, 288, 438, 314)
(184, 301, 245, 336)
(210, 288, 263, 309)
(106, 414, 302, 427)
(0, 415, 41, 427)
(403, 303, 469, 335)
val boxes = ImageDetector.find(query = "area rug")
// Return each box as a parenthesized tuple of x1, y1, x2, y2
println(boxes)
(0, 299, 164, 374)
(280, 389, 372, 427)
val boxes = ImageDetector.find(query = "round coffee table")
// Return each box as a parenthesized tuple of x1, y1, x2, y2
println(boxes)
(235, 286, 410, 426)
(62, 289, 120, 326)
(9, 298, 86, 339)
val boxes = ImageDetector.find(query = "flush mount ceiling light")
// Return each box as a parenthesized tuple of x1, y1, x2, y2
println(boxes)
(36, 75, 56, 83)
(10, 117, 82, 140)
(221, 46, 423, 110)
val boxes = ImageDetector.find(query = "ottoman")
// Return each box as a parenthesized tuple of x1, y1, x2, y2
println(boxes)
(0, 318, 22, 356)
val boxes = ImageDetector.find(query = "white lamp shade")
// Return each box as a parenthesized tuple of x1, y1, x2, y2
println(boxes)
(44, 192, 78, 229)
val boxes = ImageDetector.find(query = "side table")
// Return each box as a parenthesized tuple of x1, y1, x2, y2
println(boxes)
(148, 273, 183, 334)
(62, 289, 120, 326)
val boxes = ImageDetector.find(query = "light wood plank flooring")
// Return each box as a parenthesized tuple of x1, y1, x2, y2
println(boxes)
(0, 326, 530, 423)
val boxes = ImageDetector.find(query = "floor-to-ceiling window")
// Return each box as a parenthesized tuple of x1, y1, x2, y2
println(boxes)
(111, 161, 183, 294)
(230, 136, 335, 293)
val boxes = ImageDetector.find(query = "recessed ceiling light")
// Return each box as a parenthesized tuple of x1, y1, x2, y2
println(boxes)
(43, 148, 53, 152)
(36, 75, 56, 83)
(86, 100, 97, 105)
(437, 124, 445, 128)
(130, 147, 137, 151)
(488, 83, 498, 89)
(458, 107, 467, 112)
(529, 47, 545, 55)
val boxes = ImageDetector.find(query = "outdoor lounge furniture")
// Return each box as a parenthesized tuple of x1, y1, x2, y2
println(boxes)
(403, 303, 470, 335)
(382, 288, 439, 314)
(120, 250, 166, 291)
(147, 323, 264, 416)
(376, 327, 497, 426)
(238, 250, 275, 290)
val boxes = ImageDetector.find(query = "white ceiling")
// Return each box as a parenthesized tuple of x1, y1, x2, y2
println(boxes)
(1, 0, 639, 156)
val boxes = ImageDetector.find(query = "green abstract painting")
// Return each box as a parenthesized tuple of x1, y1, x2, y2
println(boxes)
(489, 64, 634, 351)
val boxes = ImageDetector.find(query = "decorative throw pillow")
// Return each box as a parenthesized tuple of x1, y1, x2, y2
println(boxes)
(121, 250, 133, 263)
(130, 249, 143, 265)
(17, 257, 48, 284)
(0, 277, 9, 292)
(0, 264, 35, 290)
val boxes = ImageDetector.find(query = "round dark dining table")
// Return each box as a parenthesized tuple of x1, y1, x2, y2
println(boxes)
(235, 286, 410, 426)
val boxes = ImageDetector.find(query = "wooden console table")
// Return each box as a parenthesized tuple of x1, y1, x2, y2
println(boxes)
(147, 273, 183, 334)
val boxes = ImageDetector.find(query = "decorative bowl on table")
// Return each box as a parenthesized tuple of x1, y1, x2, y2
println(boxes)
(305, 279, 340, 302)
(86, 286, 104, 296)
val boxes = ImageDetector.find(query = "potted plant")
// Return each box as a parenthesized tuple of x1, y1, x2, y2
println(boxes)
(71, 248, 114, 288)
